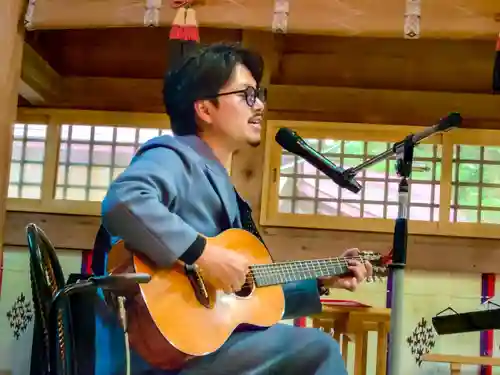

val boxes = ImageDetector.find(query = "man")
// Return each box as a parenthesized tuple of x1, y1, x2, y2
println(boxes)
(97, 43, 372, 374)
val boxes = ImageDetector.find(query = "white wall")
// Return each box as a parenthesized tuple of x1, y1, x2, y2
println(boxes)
(0, 247, 82, 375)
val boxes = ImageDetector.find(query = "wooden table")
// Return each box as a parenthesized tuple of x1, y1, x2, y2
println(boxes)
(309, 305, 391, 375)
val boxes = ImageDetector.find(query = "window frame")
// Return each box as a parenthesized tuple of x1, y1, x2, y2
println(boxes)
(9, 110, 500, 240)
(438, 128, 500, 239)
(260, 120, 500, 240)
(8, 108, 172, 216)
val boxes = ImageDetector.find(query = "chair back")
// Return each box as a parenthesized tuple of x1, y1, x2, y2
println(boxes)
(26, 223, 73, 375)
(27, 223, 151, 375)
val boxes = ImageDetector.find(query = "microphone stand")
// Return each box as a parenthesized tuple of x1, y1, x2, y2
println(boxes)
(340, 112, 462, 375)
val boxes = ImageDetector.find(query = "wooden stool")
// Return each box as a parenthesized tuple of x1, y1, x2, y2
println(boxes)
(311, 305, 391, 375)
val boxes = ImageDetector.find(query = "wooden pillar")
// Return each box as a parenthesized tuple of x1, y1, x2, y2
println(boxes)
(0, 0, 25, 276)
(231, 30, 280, 229)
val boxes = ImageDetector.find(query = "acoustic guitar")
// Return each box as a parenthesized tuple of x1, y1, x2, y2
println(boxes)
(106, 228, 389, 367)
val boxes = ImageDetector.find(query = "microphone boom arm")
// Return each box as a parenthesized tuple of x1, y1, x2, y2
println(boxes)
(344, 111, 462, 178)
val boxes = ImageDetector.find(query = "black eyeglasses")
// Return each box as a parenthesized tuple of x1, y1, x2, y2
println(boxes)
(211, 86, 267, 107)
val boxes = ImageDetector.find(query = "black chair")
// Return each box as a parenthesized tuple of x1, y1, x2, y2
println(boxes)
(26, 223, 151, 375)
(27, 223, 68, 375)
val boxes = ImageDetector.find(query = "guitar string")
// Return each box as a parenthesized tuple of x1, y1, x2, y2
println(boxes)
(230, 256, 386, 284)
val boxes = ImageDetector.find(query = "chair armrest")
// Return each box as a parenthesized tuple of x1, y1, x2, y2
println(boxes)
(88, 273, 152, 291)
(47, 273, 151, 375)
(52, 273, 151, 305)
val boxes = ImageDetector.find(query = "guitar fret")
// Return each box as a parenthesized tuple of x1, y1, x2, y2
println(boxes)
(251, 256, 354, 287)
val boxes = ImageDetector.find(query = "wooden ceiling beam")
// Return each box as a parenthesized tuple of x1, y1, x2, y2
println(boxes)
(19, 42, 62, 105)
(267, 85, 500, 127)
(36, 77, 500, 129)
(23, 0, 500, 40)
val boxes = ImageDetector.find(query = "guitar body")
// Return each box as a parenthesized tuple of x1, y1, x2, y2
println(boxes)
(107, 228, 285, 369)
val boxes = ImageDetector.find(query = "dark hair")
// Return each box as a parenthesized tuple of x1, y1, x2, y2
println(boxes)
(163, 42, 264, 136)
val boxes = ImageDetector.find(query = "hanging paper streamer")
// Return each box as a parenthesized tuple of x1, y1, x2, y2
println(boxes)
(404, 0, 421, 39)
(145, 0, 163, 27)
(493, 33, 500, 93)
(24, 0, 37, 30)
(272, 0, 290, 34)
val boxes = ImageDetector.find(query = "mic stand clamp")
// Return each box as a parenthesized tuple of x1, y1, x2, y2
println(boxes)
(386, 134, 414, 375)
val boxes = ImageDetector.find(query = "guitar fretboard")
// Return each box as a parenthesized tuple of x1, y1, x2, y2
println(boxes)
(249, 257, 359, 287)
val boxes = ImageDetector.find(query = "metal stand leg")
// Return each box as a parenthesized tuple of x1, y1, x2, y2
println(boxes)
(118, 296, 131, 375)
(387, 137, 413, 375)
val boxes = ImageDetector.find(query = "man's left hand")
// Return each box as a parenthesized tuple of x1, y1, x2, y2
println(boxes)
(319, 248, 373, 292)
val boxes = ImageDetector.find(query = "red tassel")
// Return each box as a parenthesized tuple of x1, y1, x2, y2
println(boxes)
(184, 25, 199, 42)
(169, 25, 199, 42)
(496, 33, 500, 51)
(169, 24, 185, 40)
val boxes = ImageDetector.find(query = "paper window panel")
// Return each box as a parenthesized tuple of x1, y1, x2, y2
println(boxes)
(8, 123, 48, 199)
(278, 138, 442, 222)
(450, 144, 500, 224)
(55, 124, 172, 202)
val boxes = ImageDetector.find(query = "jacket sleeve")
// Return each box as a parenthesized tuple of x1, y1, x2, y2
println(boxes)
(281, 280, 323, 319)
(101, 147, 205, 267)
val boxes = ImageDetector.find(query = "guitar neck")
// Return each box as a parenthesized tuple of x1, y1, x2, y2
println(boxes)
(250, 257, 360, 287)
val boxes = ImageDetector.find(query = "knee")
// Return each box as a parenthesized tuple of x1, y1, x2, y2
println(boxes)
(307, 329, 342, 358)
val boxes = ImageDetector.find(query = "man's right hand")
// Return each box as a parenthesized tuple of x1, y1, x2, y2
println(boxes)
(194, 243, 250, 294)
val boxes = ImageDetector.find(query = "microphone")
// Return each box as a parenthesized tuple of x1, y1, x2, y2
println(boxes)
(275, 128, 363, 194)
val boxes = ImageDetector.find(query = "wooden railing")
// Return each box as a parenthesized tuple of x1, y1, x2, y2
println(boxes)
(423, 353, 500, 375)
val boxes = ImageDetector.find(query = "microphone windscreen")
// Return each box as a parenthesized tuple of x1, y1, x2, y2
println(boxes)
(275, 128, 303, 154)
(494, 32, 500, 93)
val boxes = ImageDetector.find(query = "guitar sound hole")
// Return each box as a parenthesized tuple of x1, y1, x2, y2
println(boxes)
(235, 279, 254, 298)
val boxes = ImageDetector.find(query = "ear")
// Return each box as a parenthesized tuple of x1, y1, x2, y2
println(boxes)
(193, 100, 214, 124)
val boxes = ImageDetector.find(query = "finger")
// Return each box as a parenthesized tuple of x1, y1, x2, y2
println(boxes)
(348, 265, 365, 283)
(344, 248, 359, 257)
(365, 261, 374, 278)
(347, 259, 360, 266)
(344, 277, 357, 291)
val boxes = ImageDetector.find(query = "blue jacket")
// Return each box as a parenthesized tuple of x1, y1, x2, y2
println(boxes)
(95, 134, 322, 320)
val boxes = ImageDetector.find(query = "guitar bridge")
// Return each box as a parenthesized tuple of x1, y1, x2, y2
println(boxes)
(184, 264, 212, 308)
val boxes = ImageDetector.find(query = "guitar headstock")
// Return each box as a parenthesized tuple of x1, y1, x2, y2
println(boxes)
(359, 251, 391, 281)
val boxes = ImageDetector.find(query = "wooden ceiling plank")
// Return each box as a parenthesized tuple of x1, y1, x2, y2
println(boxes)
(19, 42, 62, 104)
(24, 27, 243, 79)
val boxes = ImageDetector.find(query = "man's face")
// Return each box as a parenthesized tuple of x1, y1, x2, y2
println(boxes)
(198, 63, 265, 148)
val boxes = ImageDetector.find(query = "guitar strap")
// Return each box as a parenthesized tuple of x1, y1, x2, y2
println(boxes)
(233, 188, 268, 249)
